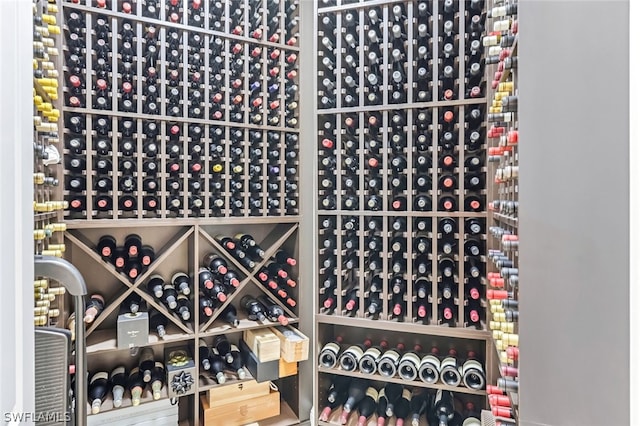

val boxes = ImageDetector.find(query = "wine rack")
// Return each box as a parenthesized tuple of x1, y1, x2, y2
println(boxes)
(64, 222, 302, 423)
(314, 0, 495, 423)
(485, 0, 518, 423)
(57, 0, 309, 424)
(60, 0, 300, 221)
(33, 0, 67, 327)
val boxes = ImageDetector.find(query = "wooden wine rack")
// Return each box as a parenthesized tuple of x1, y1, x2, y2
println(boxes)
(33, 0, 67, 328)
(56, 0, 312, 424)
(60, 0, 299, 222)
(313, 0, 498, 423)
(485, 0, 519, 422)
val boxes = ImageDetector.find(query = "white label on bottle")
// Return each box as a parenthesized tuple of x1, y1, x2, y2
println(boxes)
(90, 371, 109, 384)
(419, 354, 441, 383)
(340, 345, 364, 371)
(320, 342, 341, 367)
(441, 356, 462, 386)
(401, 388, 411, 401)
(462, 359, 485, 389)
(365, 387, 379, 400)
(379, 350, 400, 376)
(399, 352, 421, 378)
(110, 366, 125, 378)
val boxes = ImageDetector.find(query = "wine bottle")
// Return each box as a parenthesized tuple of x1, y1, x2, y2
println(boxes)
(356, 387, 379, 426)
(409, 390, 428, 426)
(175, 294, 191, 321)
(122, 293, 142, 314)
(257, 295, 290, 325)
(419, 347, 441, 384)
(209, 350, 227, 384)
(378, 343, 403, 378)
(162, 281, 178, 310)
(338, 340, 370, 372)
(241, 295, 267, 322)
(440, 349, 462, 387)
(319, 339, 342, 369)
(432, 389, 455, 426)
(462, 351, 485, 390)
(127, 367, 145, 406)
(339, 378, 368, 422)
(394, 388, 412, 426)
(150, 362, 165, 400)
(97, 235, 116, 260)
(319, 376, 350, 422)
(109, 366, 127, 408)
(213, 335, 234, 364)
(84, 294, 105, 323)
(379, 383, 403, 418)
(172, 272, 191, 296)
(88, 371, 109, 414)
(398, 345, 422, 381)
(220, 304, 240, 327)
(226, 343, 246, 379)
(358, 340, 388, 375)
(146, 275, 164, 298)
(149, 308, 167, 339)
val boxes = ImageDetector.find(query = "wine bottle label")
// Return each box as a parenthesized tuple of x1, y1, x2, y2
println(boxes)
(365, 387, 379, 400)
(320, 342, 341, 367)
(154, 361, 164, 370)
(379, 350, 400, 377)
(90, 371, 109, 384)
(110, 366, 125, 378)
(462, 359, 485, 389)
(399, 352, 421, 377)
(230, 344, 240, 352)
(171, 272, 188, 283)
(339, 345, 364, 370)
(419, 354, 441, 383)
(362, 347, 381, 360)
(401, 388, 411, 401)
(440, 356, 462, 386)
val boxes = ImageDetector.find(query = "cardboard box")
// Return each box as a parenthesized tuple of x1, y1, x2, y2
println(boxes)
(240, 338, 280, 383)
(201, 389, 280, 426)
(117, 311, 149, 350)
(205, 379, 272, 408)
(279, 358, 298, 378)
(270, 325, 309, 362)
(164, 347, 196, 398)
(243, 328, 281, 362)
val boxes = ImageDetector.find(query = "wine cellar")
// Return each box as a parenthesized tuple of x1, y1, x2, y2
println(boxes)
(9, 0, 634, 425)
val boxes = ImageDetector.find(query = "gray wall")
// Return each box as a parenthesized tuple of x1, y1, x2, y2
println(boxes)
(0, 1, 35, 424)
(519, 1, 629, 425)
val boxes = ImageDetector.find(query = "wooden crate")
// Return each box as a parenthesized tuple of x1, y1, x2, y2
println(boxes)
(279, 359, 298, 378)
(243, 328, 281, 362)
(270, 326, 309, 363)
(201, 389, 280, 426)
(205, 379, 272, 408)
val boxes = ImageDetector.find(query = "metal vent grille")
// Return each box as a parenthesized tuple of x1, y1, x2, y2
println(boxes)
(481, 410, 497, 426)
(35, 328, 71, 426)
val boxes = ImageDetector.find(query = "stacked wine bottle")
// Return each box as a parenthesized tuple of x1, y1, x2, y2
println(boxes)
(33, 0, 66, 327)
(485, 0, 518, 422)
(61, 0, 300, 219)
(316, 0, 488, 329)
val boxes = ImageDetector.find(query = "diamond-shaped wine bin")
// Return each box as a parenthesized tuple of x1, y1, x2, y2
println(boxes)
(165, 348, 196, 399)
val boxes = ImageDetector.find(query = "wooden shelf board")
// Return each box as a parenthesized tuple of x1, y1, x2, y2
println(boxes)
(317, 367, 486, 396)
(199, 316, 299, 338)
(87, 384, 173, 414)
(65, 216, 302, 229)
(316, 314, 490, 341)
(86, 326, 194, 355)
